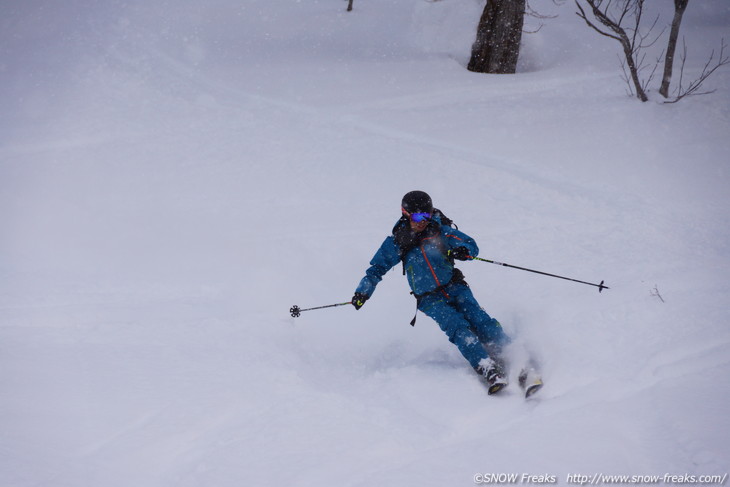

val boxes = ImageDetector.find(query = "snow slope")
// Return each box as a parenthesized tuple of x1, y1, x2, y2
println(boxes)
(1, 1, 729, 485)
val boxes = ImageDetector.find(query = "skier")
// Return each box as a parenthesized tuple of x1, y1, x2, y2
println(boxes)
(351, 190, 510, 394)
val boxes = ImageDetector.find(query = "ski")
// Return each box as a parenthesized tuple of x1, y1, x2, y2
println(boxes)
(518, 366, 543, 399)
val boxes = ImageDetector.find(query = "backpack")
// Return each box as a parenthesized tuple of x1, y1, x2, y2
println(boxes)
(433, 208, 457, 229)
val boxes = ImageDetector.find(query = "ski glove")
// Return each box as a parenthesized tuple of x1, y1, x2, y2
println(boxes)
(351, 292, 369, 310)
(450, 246, 471, 261)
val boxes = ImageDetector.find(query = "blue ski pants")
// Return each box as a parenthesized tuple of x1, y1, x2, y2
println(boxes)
(418, 283, 509, 370)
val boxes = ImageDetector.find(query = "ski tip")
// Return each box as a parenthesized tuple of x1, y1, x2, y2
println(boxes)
(524, 380, 543, 399)
(488, 382, 508, 395)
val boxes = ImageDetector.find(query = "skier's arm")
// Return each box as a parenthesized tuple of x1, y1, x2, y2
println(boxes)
(444, 227, 479, 258)
(354, 236, 401, 298)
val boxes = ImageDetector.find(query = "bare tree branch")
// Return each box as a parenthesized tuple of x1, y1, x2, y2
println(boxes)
(575, 2, 621, 41)
(576, 0, 649, 101)
(665, 38, 730, 103)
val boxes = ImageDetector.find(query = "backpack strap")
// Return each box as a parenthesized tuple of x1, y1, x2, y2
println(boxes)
(408, 268, 467, 326)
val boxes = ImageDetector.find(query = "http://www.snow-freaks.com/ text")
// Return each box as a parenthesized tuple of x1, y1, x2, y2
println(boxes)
(473, 473, 728, 485)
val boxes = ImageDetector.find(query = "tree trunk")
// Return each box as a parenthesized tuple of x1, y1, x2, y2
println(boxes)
(619, 33, 649, 102)
(468, 0, 526, 74)
(659, 0, 689, 98)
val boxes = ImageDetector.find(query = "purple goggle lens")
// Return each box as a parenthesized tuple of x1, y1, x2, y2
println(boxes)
(410, 212, 431, 223)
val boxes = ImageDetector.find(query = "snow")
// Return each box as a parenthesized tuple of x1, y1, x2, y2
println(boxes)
(1, 0, 729, 485)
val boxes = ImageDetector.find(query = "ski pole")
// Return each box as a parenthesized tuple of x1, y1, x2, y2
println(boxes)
(290, 301, 351, 318)
(470, 257, 609, 293)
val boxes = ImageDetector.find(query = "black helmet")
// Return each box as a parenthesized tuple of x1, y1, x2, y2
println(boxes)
(401, 190, 433, 214)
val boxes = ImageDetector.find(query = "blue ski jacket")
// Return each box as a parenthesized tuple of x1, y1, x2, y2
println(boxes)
(355, 218, 479, 298)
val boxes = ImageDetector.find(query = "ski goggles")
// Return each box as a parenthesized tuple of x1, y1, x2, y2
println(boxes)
(403, 210, 432, 222)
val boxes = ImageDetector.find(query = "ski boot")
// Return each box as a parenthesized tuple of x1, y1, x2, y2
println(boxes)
(476, 357, 508, 395)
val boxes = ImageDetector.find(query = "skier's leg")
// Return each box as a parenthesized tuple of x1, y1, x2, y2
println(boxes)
(450, 284, 510, 352)
(445, 284, 510, 394)
(418, 294, 488, 370)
